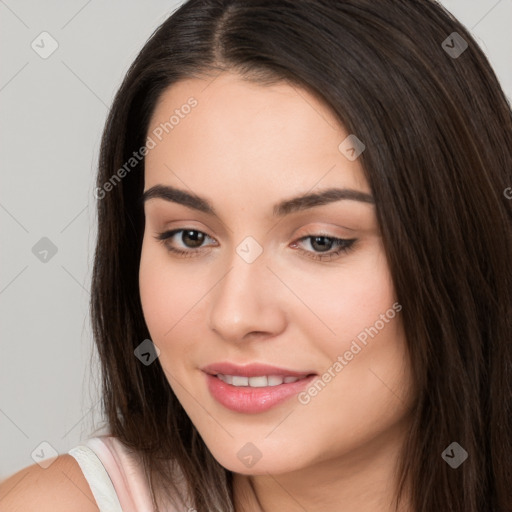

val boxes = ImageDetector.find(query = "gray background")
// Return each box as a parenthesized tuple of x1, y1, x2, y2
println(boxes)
(1, 0, 511, 479)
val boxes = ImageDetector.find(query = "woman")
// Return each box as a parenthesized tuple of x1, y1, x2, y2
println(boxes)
(1, 0, 511, 511)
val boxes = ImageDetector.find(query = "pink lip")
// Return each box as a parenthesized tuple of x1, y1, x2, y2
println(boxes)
(201, 362, 316, 414)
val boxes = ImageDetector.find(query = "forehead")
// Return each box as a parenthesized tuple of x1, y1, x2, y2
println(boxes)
(144, 72, 370, 204)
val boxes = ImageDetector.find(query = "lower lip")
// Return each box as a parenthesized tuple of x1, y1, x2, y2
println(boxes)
(204, 373, 316, 414)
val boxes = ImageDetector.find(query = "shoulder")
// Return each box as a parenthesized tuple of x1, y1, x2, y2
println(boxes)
(0, 454, 98, 511)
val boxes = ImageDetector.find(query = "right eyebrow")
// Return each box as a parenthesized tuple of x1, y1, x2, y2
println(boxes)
(142, 184, 214, 214)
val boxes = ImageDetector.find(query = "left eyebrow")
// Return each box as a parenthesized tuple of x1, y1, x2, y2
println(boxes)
(273, 187, 374, 216)
(141, 184, 374, 217)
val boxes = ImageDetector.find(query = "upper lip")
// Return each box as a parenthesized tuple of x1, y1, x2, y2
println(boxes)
(201, 362, 315, 378)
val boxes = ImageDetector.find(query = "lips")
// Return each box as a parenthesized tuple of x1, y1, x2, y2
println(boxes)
(201, 362, 317, 413)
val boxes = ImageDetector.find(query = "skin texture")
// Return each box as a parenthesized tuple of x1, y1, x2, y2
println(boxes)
(0, 455, 98, 511)
(139, 72, 415, 512)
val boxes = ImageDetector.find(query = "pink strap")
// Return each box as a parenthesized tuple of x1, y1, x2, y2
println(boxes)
(84, 436, 155, 512)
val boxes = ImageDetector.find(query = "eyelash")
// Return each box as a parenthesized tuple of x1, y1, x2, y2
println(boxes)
(154, 229, 357, 262)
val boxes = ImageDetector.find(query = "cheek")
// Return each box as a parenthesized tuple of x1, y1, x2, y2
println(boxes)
(287, 241, 397, 348)
(299, 254, 410, 433)
(139, 236, 216, 376)
(139, 244, 169, 338)
(139, 239, 196, 342)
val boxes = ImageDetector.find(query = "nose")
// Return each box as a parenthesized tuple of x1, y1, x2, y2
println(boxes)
(207, 248, 287, 344)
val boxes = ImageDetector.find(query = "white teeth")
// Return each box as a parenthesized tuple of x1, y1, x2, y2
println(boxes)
(267, 375, 284, 386)
(248, 376, 268, 387)
(231, 376, 249, 386)
(216, 374, 304, 387)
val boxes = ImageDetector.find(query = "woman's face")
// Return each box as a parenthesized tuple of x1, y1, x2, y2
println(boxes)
(139, 71, 414, 476)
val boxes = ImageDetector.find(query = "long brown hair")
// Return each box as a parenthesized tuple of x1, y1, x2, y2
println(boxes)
(90, 1, 512, 510)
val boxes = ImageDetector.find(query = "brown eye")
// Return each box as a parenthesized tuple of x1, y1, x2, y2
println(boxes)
(309, 236, 335, 252)
(154, 229, 216, 257)
(181, 230, 205, 248)
(291, 235, 357, 262)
